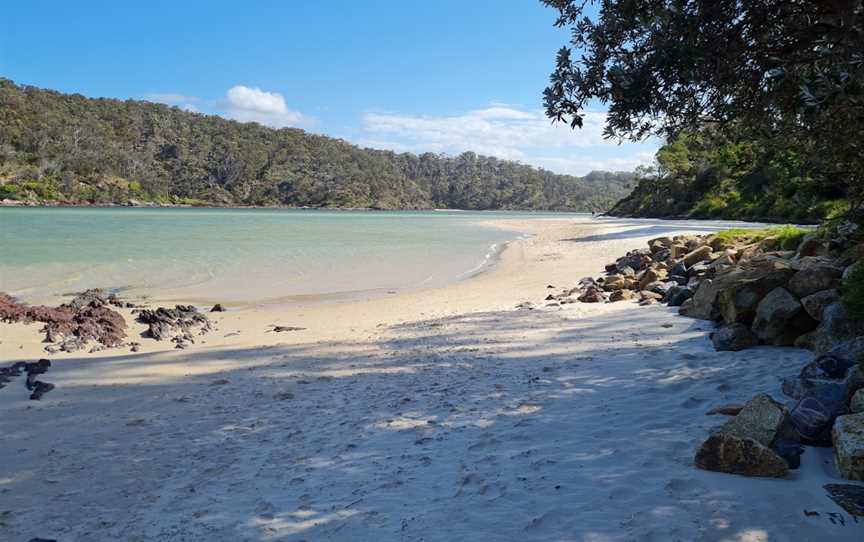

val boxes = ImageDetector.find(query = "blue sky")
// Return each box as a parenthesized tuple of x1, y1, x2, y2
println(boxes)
(1, 0, 658, 175)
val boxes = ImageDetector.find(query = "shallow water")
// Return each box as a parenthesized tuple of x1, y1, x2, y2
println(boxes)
(0, 207, 585, 304)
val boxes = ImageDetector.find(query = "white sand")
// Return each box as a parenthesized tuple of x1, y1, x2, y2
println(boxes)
(0, 217, 861, 541)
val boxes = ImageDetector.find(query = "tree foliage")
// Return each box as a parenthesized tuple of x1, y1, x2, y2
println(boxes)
(542, 0, 864, 209)
(0, 79, 633, 211)
(609, 129, 850, 222)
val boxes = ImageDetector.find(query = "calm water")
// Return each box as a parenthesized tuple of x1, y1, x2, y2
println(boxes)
(0, 207, 583, 305)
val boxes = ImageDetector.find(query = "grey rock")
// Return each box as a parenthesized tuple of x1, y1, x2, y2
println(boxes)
(787, 265, 842, 298)
(752, 287, 817, 346)
(695, 434, 788, 478)
(801, 289, 840, 321)
(833, 413, 864, 480)
(811, 302, 864, 356)
(710, 323, 759, 352)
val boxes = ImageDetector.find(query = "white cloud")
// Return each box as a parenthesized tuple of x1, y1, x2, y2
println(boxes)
(223, 85, 307, 128)
(360, 105, 658, 175)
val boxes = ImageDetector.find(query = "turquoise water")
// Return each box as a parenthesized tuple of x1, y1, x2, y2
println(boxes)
(0, 207, 583, 305)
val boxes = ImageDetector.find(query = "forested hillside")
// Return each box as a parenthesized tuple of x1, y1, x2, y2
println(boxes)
(607, 130, 850, 223)
(0, 79, 633, 210)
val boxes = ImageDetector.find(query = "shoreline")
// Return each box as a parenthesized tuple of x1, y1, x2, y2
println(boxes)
(2, 216, 860, 541)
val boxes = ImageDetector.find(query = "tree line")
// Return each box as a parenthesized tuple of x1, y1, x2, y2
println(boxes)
(0, 79, 633, 211)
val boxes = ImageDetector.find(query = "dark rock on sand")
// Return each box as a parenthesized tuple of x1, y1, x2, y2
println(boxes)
(772, 439, 804, 469)
(695, 394, 789, 477)
(824, 484, 864, 516)
(833, 413, 864, 480)
(210, 303, 227, 312)
(137, 305, 211, 342)
(788, 395, 847, 446)
(1, 291, 127, 349)
(752, 287, 817, 346)
(695, 434, 788, 477)
(710, 323, 759, 352)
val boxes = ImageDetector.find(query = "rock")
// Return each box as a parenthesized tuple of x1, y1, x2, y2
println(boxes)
(694, 393, 791, 477)
(688, 261, 712, 278)
(716, 267, 798, 326)
(29, 381, 55, 400)
(695, 434, 788, 477)
(851, 389, 864, 414)
(705, 404, 745, 416)
(137, 305, 211, 341)
(577, 287, 607, 303)
(715, 394, 787, 446)
(638, 267, 668, 290)
(602, 274, 626, 291)
(824, 484, 864, 516)
(680, 259, 797, 322)
(654, 248, 671, 262)
(801, 289, 840, 321)
(833, 413, 864, 480)
(618, 266, 636, 278)
(210, 303, 226, 312)
(789, 395, 845, 445)
(640, 290, 663, 301)
(801, 354, 857, 380)
(609, 289, 636, 302)
(643, 280, 675, 296)
(670, 244, 689, 259)
(787, 264, 842, 298)
(648, 237, 673, 253)
(752, 287, 818, 346)
(679, 279, 720, 320)
(710, 323, 759, 351)
(670, 261, 688, 277)
(796, 234, 828, 258)
(639, 298, 658, 306)
(772, 439, 804, 470)
(811, 302, 864, 356)
(616, 250, 652, 273)
(664, 285, 694, 307)
(682, 246, 714, 267)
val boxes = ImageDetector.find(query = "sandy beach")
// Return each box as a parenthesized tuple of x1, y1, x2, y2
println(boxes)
(1, 216, 860, 541)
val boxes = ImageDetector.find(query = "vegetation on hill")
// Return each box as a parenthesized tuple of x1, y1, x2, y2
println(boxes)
(607, 130, 850, 222)
(542, 1, 863, 222)
(0, 79, 633, 211)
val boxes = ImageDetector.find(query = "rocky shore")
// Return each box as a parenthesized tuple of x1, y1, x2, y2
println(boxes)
(554, 222, 864, 512)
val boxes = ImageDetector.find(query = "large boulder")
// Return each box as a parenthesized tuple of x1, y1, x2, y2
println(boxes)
(638, 267, 668, 290)
(665, 285, 694, 307)
(752, 287, 818, 346)
(801, 289, 840, 321)
(679, 259, 796, 322)
(714, 394, 787, 446)
(717, 269, 797, 325)
(796, 234, 829, 258)
(683, 246, 714, 267)
(833, 413, 864, 480)
(648, 237, 673, 254)
(787, 264, 843, 298)
(811, 302, 864, 357)
(602, 274, 627, 291)
(694, 434, 788, 478)
(695, 392, 793, 475)
(710, 323, 759, 352)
